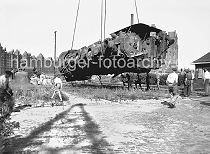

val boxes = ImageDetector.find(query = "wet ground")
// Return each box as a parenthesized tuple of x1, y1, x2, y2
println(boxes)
(4, 95, 210, 154)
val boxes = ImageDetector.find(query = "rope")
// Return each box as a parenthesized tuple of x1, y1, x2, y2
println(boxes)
(100, 0, 103, 53)
(71, 0, 81, 51)
(134, 0, 140, 23)
(104, 0, 107, 41)
(64, 0, 81, 59)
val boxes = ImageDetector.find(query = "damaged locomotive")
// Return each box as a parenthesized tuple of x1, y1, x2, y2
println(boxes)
(59, 23, 178, 82)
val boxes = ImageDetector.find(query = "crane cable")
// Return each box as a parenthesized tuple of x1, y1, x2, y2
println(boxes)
(100, 0, 107, 53)
(134, 0, 140, 23)
(71, 0, 81, 51)
(104, 0, 107, 41)
(64, 0, 81, 60)
(100, 0, 104, 53)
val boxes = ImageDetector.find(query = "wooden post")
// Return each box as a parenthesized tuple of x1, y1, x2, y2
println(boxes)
(131, 14, 134, 25)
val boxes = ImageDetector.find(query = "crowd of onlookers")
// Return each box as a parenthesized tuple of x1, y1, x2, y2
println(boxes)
(0, 68, 64, 105)
(178, 68, 210, 96)
(30, 72, 54, 86)
(119, 67, 210, 97)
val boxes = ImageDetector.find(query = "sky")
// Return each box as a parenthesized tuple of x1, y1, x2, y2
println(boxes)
(0, 0, 210, 69)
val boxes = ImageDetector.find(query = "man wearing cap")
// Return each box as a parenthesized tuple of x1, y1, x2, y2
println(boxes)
(166, 67, 178, 107)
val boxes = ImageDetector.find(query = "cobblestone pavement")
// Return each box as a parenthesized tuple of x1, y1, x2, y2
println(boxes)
(4, 95, 210, 154)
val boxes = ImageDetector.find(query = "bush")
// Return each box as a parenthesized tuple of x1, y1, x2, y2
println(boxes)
(0, 88, 19, 153)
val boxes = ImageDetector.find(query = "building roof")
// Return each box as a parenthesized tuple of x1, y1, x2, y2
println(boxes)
(23, 51, 28, 56)
(113, 23, 162, 39)
(31, 55, 36, 59)
(14, 49, 20, 54)
(192, 52, 210, 64)
(37, 53, 44, 58)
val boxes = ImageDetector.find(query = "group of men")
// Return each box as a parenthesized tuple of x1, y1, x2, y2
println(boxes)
(165, 67, 210, 107)
(30, 73, 53, 86)
(162, 67, 195, 108)
(0, 70, 64, 107)
(31, 72, 64, 103)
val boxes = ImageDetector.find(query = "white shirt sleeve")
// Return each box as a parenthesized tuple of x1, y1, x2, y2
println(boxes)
(175, 74, 178, 83)
(54, 77, 63, 88)
(59, 78, 63, 88)
(166, 74, 170, 83)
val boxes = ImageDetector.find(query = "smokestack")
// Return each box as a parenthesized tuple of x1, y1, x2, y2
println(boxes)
(131, 14, 134, 25)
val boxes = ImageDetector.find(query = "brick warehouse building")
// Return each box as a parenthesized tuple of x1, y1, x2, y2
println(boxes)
(0, 43, 55, 75)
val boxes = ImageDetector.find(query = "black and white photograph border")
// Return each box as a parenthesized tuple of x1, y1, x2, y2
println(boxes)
(1, 0, 210, 153)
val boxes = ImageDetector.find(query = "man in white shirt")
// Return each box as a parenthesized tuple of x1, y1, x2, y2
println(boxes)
(204, 68, 210, 95)
(39, 72, 46, 85)
(166, 67, 178, 107)
(204, 68, 210, 80)
(51, 74, 63, 103)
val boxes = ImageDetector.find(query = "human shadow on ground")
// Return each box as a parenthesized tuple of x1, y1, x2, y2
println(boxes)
(4, 104, 77, 153)
(200, 102, 210, 106)
(189, 97, 210, 107)
(79, 103, 114, 153)
(4, 103, 113, 154)
(38, 103, 114, 154)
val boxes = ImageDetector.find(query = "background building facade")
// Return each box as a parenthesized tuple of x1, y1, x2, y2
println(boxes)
(0, 43, 55, 75)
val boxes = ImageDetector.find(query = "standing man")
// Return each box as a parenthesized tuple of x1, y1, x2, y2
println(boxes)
(146, 72, 150, 91)
(156, 70, 160, 90)
(183, 69, 193, 97)
(121, 74, 126, 88)
(51, 74, 63, 104)
(135, 73, 143, 90)
(191, 70, 195, 93)
(126, 73, 132, 90)
(204, 68, 210, 96)
(166, 67, 178, 107)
